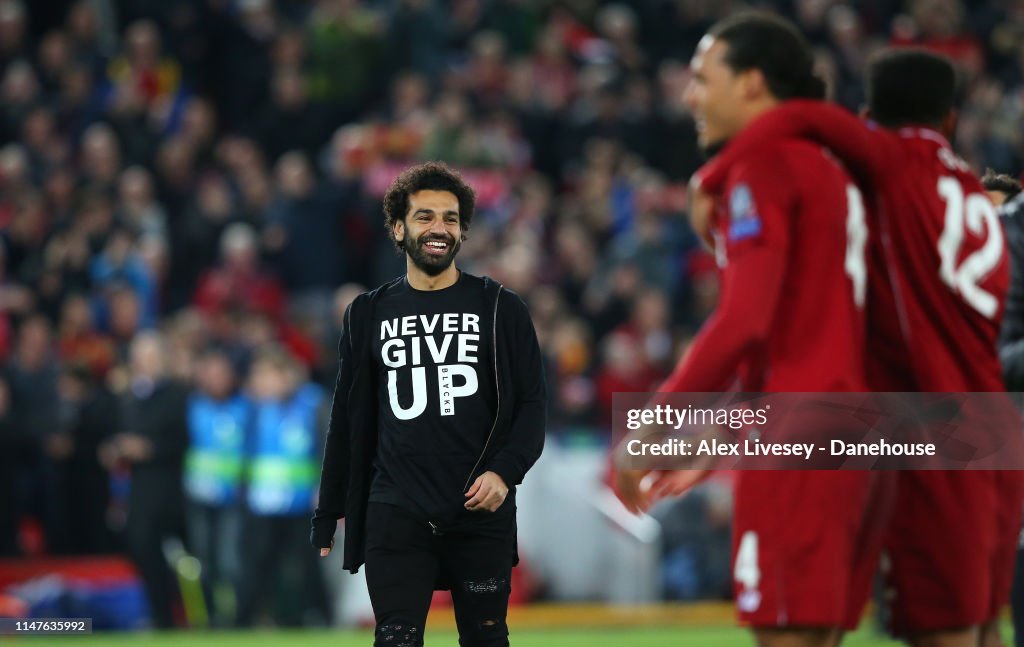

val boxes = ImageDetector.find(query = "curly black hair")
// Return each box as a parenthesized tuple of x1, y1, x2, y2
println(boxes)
(382, 161, 476, 252)
(981, 168, 1022, 201)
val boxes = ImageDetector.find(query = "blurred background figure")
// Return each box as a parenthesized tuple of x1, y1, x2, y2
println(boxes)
(184, 347, 249, 627)
(7, 315, 60, 552)
(53, 361, 117, 555)
(194, 222, 284, 322)
(235, 347, 329, 628)
(99, 332, 188, 628)
(0, 371, 21, 555)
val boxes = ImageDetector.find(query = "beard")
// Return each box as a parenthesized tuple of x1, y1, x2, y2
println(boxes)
(403, 231, 461, 276)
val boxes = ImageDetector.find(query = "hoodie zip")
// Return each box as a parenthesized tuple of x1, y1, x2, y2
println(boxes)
(463, 285, 503, 492)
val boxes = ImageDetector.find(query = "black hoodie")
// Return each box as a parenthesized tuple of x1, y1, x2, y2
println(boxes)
(310, 272, 546, 573)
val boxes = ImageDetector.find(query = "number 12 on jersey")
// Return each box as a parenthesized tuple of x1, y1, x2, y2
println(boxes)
(936, 177, 1003, 319)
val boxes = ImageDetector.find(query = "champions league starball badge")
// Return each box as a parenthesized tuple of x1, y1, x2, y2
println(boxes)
(728, 183, 762, 241)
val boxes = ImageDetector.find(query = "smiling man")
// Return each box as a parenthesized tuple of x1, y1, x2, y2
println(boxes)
(311, 162, 545, 647)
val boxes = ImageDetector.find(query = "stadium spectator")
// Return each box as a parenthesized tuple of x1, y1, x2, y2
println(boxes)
(264, 151, 348, 295)
(249, 67, 329, 164)
(2, 183, 46, 279)
(184, 348, 249, 627)
(99, 331, 188, 628)
(891, 0, 984, 77)
(20, 106, 65, 183)
(64, 0, 112, 74)
(176, 97, 218, 165)
(0, 372, 19, 555)
(384, 0, 448, 79)
(104, 19, 182, 113)
(614, 287, 674, 371)
(105, 285, 146, 357)
(209, 0, 275, 132)
(78, 122, 123, 192)
(543, 315, 597, 430)
(194, 222, 284, 323)
(91, 227, 159, 327)
(168, 171, 240, 308)
(984, 169, 1024, 647)
(305, 0, 383, 119)
(52, 361, 116, 554)
(653, 479, 732, 601)
(36, 29, 71, 95)
(56, 292, 115, 378)
(56, 63, 101, 143)
(0, 0, 26, 74)
(116, 166, 167, 241)
(7, 316, 61, 547)
(237, 347, 328, 627)
(150, 138, 194, 230)
(593, 331, 661, 428)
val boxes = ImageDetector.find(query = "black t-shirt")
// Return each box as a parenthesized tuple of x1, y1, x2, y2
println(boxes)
(369, 272, 498, 522)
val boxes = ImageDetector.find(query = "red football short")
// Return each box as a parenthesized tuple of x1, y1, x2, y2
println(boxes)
(732, 470, 895, 629)
(991, 471, 1024, 620)
(885, 470, 1024, 633)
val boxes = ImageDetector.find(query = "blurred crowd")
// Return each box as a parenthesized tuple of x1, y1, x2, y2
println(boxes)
(3, 0, 1024, 626)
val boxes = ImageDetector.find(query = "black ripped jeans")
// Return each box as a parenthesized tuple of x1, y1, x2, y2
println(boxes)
(363, 502, 515, 647)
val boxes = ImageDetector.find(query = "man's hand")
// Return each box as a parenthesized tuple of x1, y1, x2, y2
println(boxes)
(464, 471, 508, 512)
(311, 517, 338, 556)
(647, 469, 710, 501)
(319, 537, 334, 558)
(613, 468, 709, 514)
(613, 468, 652, 514)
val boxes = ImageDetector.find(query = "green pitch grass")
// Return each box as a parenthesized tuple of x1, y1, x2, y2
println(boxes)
(14, 626, 908, 646)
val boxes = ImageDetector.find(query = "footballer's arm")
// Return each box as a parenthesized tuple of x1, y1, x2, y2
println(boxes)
(695, 100, 891, 196)
(615, 164, 792, 512)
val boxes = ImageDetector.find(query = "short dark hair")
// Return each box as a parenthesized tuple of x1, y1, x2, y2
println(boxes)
(867, 48, 957, 128)
(981, 168, 1023, 200)
(708, 11, 825, 101)
(382, 161, 476, 252)
(252, 345, 301, 374)
(198, 344, 232, 364)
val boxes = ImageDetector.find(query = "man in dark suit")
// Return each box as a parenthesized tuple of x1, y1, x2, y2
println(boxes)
(100, 331, 188, 628)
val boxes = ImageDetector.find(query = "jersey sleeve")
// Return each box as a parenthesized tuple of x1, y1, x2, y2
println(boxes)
(694, 100, 892, 196)
(658, 154, 794, 393)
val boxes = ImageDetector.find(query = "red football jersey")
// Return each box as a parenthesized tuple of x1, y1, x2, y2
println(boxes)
(695, 103, 1018, 634)
(696, 102, 1009, 393)
(658, 138, 866, 393)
